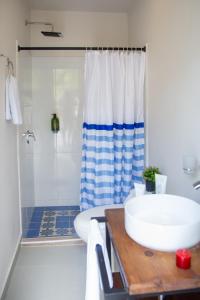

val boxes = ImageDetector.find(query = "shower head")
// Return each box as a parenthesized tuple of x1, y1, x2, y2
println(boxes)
(41, 31, 63, 37)
(25, 20, 63, 38)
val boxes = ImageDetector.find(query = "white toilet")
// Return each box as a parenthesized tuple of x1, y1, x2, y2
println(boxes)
(74, 204, 123, 242)
(74, 189, 135, 242)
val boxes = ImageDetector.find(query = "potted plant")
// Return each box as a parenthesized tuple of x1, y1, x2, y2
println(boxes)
(143, 166, 160, 192)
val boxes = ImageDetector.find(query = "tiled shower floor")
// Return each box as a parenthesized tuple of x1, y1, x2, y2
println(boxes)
(25, 206, 80, 238)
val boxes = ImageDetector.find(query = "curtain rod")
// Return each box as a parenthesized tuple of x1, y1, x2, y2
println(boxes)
(18, 45, 146, 52)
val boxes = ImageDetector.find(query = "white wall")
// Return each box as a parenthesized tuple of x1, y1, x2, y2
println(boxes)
(128, 0, 200, 201)
(30, 10, 128, 48)
(0, 0, 30, 296)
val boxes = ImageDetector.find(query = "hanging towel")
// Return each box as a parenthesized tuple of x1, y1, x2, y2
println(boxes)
(5, 75, 22, 125)
(85, 219, 113, 300)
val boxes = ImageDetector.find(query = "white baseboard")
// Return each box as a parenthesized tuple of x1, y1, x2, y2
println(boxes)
(0, 234, 22, 299)
(21, 236, 84, 247)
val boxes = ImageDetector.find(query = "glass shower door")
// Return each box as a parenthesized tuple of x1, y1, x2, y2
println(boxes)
(20, 56, 84, 239)
(18, 54, 35, 238)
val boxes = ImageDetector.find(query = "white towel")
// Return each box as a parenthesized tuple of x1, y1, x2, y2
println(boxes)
(5, 75, 22, 125)
(85, 219, 113, 300)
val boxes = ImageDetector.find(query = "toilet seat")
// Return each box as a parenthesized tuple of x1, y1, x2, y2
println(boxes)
(74, 204, 123, 242)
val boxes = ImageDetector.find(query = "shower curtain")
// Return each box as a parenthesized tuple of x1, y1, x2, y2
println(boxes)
(81, 50, 145, 210)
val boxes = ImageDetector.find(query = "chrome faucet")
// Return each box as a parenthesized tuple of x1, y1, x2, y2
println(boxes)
(193, 181, 200, 190)
(22, 130, 36, 144)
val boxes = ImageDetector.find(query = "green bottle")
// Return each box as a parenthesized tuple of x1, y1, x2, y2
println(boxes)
(51, 113, 60, 133)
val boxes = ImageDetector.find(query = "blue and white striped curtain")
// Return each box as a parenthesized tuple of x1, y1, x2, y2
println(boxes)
(81, 50, 145, 210)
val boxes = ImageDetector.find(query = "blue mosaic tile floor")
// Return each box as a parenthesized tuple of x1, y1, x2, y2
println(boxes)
(25, 206, 80, 238)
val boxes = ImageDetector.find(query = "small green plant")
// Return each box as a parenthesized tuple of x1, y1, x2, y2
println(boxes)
(143, 166, 160, 183)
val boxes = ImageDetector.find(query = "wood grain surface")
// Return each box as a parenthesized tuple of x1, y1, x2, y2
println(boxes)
(105, 208, 200, 296)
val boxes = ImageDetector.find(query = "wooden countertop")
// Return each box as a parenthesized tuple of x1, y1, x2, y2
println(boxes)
(105, 208, 200, 296)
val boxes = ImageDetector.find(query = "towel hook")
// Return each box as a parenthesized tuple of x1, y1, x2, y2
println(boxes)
(7, 59, 14, 75)
(0, 54, 14, 75)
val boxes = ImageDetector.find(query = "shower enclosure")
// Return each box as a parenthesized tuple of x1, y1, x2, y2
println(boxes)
(18, 45, 146, 240)
(19, 54, 84, 239)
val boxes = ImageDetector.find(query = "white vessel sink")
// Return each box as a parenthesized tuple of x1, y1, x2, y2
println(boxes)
(125, 194, 200, 252)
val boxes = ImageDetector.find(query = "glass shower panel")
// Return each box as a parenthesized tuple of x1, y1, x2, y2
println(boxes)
(32, 57, 84, 207)
(18, 55, 35, 237)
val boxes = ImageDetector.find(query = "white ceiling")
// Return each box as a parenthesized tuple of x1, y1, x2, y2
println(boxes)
(29, 0, 132, 13)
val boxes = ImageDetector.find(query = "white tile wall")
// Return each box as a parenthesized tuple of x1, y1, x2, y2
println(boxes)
(56, 153, 82, 203)
(33, 153, 58, 202)
(32, 57, 84, 206)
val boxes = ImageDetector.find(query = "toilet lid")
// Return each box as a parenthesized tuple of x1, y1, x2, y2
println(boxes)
(74, 204, 123, 242)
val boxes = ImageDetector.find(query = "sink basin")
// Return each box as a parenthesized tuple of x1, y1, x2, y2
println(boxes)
(125, 194, 200, 252)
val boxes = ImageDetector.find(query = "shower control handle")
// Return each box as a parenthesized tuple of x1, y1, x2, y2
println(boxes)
(22, 130, 36, 143)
